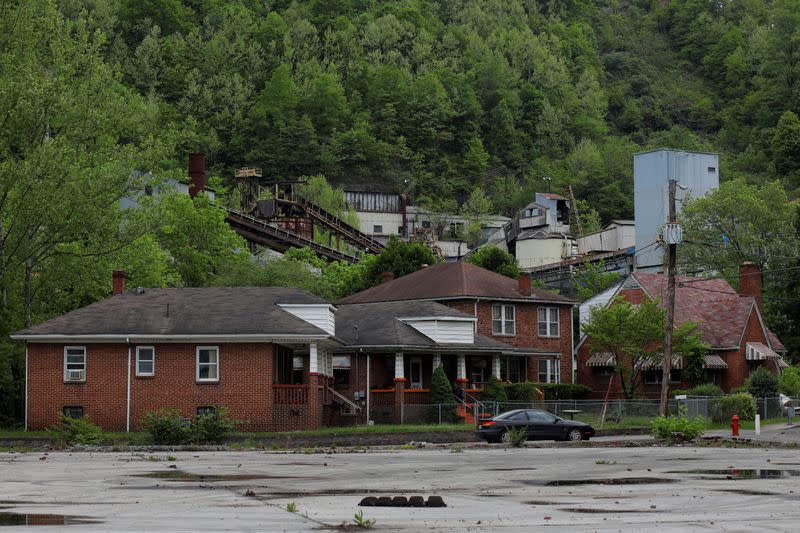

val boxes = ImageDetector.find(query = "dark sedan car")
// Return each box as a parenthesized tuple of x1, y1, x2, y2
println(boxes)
(474, 409, 596, 443)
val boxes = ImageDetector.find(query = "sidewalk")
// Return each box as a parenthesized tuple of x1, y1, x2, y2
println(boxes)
(705, 422, 800, 444)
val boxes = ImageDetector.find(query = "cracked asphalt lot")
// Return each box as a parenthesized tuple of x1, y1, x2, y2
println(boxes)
(2, 445, 800, 531)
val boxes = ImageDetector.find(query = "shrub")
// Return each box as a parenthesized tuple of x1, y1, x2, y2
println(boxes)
(712, 393, 756, 423)
(651, 415, 705, 442)
(429, 366, 457, 423)
(504, 382, 539, 402)
(731, 384, 749, 394)
(686, 383, 724, 397)
(537, 383, 591, 400)
(506, 426, 528, 447)
(50, 414, 102, 446)
(193, 408, 237, 444)
(747, 366, 779, 398)
(143, 408, 192, 445)
(779, 366, 800, 397)
(482, 376, 508, 403)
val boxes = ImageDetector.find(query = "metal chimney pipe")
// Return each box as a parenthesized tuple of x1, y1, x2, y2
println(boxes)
(188, 153, 206, 198)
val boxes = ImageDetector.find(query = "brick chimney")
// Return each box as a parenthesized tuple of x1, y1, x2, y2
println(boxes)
(739, 261, 761, 310)
(381, 271, 395, 284)
(188, 153, 205, 198)
(518, 273, 532, 296)
(112, 270, 127, 296)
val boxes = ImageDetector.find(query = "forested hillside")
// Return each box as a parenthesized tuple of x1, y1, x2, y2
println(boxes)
(61, 0, 800, 219)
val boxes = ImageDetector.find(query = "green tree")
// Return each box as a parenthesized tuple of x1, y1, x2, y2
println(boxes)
(747, 366, 779, 398)
(460, 188, 494, 248)
(429, 366, 457, 423)
(582, 297, 708, 399)
(779, 367, 800, 397)
(572, 261, 620, 301)
(467, 246, 520, 279)
(772, 111, 800, 182)
(481, 375, 508, 407)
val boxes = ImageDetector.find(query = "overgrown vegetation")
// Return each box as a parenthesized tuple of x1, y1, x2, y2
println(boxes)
(505, 426, 528, 448)
(713, 393, 757, 423)
(651, 415, 705, 443)
(49, 414, 102, 446)
(503, 382, 592, 401)
(142, 408, 237, 445)
(746, 367, 779, 398)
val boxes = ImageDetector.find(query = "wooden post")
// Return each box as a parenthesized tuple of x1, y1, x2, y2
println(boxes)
(659, 180, 677, 417)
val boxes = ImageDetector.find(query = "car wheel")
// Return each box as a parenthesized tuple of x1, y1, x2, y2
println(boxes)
(567, 428, 582, 442)
(500, 431, 511, 444)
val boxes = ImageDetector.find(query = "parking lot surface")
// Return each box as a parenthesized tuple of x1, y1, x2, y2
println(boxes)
(2, 445, 800, 531)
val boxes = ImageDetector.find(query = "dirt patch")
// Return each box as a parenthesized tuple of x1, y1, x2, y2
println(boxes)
(560, 507, 660, 514)
(134, 470, 292, 482)
(716, 489, 781, 496)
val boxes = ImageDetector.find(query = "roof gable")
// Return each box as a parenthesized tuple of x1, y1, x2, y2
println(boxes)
(336, 262, 574, 304)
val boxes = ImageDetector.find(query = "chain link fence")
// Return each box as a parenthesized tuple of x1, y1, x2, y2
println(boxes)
(397, 396, 800, 426)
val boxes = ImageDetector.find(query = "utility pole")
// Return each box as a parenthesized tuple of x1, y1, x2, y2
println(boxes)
(659, 179, 679, 416)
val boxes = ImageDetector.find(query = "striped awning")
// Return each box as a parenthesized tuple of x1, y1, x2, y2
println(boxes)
(746, 342, 781, 361)
(776, 357, 789, 369)
(635, 355, 683, 371)
(703, 354, 728, 369)
(586, 352, 616, 367)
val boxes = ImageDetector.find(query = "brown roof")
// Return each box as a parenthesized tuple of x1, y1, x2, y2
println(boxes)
(632, 273, 784, 351)
(336, 262, 575, 305)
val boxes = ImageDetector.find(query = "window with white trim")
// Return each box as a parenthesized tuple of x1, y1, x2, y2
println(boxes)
(136, 346, 155, 377)
(492, 304, 515, 335)
(538, 307, 560, 337)
(196, 346, 219, 382)
(538, 359, 560, 383)
(64, 347, 86, 382)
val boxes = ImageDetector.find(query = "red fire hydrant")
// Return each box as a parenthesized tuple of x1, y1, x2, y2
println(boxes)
(731, 414, 740, 437)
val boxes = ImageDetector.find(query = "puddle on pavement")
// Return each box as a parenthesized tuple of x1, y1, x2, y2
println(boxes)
(560, 508, 659, 514)
(0, 513, 101, 526)
(522, 477, 679, 487)
(716, 489, 780, 496)
(485, 467, 537, 472)
(258, 488, 428, 498)
(667, 469, 800, 479)
(135, 470, 292, 482)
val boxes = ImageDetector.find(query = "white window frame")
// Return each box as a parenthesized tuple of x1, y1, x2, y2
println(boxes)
(63, 346, 86, 382)
(196, 346, 219, 382)
(492, 304, 516, 336)
(538, 359, 561, 383)
(135, 346, 155, 377)
(538, 307, 560, 337)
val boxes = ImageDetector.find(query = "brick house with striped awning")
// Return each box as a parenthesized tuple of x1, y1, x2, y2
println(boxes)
(576, 262, 788, 398)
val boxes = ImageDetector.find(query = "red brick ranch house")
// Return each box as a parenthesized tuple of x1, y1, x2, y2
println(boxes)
(576, 263, 788, 398)
(15, 264, 576, 431)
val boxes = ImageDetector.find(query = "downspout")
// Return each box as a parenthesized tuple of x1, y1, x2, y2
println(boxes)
(126, 338, 131, 433)
(571, 308, 576, 384)
(24, 345, 28, 431)
(366, 353, 371, 424)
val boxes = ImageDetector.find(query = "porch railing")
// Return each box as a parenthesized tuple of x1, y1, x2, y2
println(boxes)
(274, 384, 309, 405)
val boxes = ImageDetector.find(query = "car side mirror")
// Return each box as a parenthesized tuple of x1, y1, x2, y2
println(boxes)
(552, 418, 559, 423)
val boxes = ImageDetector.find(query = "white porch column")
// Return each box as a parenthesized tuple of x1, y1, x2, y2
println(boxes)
(394, 352, 405, 379)
(492, 354, 501, 379)
(432, 354, 442, 369)
(309, 343, 318, 373)
(457, 354, 466, 381)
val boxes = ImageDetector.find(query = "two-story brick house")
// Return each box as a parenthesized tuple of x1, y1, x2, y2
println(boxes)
(576, 263, 788, 398)
(336, 262, 576, 398)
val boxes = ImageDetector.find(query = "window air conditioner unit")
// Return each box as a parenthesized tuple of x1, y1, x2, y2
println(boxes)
(66, 370, 85, 381)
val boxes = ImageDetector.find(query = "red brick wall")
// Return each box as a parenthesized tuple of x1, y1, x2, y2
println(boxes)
(28, 342, 279, 432)
(442, 299, 574, 383)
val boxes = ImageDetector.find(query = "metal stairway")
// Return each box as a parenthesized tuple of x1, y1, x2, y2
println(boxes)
(275, 194, 385, 254)
(223, 207, 360, 263)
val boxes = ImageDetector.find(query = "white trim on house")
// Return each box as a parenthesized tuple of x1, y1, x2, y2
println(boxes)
(400, 317, 476, 344)
(135, 346, 155, 377)
(277, 304, 337, 335)
(537, 307, 560, 337)
(196, 346, 219, 382)
(13, 334, 333, 343)
(63, 346, 86, 382)
(492, 304, 516, 336)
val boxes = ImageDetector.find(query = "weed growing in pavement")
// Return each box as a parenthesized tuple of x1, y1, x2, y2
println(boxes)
(147, 455, 162, 462)
(353, 510, 376, 529)
(49, 414, 102, 447)
(286, 502, 298, 513)
(506, 427, 528, 448)
(595, 459, 617, 464)
(167, 455, 177, 462)
(451, 445, 464, 453)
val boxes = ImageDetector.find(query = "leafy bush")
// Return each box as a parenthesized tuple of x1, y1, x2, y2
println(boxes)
(686, 383, 724, 396)
(143, 408, 193, 445)
(502, 382, 591, 401)
(747, 367, 779, 398)
(779, 366, 800, 397)
(482, 376, 508, 403)
(504, 382, 539, 402)
(50, 413, 102, 446)
(651, 415, 705, 442)
(731, 385, 749, 394)
(143, 408, 237, 445)
(712, 393, 756, 423)
(506, 426, 528, 447)
(194, 408, 237, 444)
(429, 366, 457, 423)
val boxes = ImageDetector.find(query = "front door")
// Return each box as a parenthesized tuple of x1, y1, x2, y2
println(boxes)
(409, 357, 423, 389)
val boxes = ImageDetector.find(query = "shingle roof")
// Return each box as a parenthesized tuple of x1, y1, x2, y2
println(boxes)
(335, 301, 532, 354)
(632, 273, 783, 351)
(14, 287, 330, 338)
(336, 262, 575, 305)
